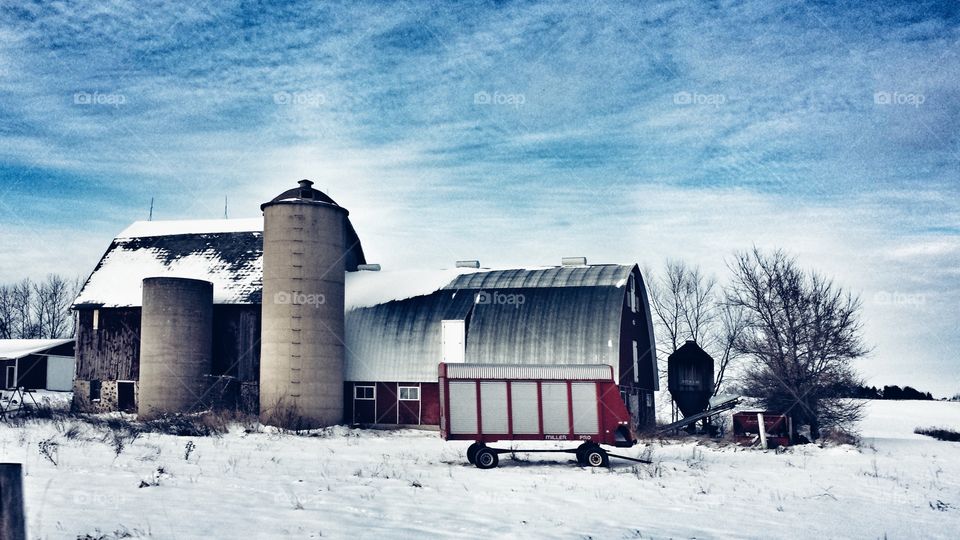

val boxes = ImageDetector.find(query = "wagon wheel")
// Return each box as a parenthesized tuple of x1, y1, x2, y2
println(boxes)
(575, 442, 591, 465)
(474, 448, 499, 470)
(584, 446, 609, 468)
(466, 442, 483, 465)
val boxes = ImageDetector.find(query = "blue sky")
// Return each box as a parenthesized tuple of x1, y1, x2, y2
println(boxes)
(0, 1, 958, 395)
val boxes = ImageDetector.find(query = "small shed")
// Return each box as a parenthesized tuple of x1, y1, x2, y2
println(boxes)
(0, 339, 75, 391)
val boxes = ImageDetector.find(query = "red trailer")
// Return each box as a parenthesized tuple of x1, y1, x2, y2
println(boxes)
(439, 363, 643, 469)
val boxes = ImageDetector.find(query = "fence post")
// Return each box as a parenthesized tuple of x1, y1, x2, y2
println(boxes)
(0, 463, 26, 540)
(756, 413, 768, 450)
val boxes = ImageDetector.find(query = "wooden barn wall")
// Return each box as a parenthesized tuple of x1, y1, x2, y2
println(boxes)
(76, 305, 261, 384)
(211, 305, 261, 382)
(76, 307, 142, 381)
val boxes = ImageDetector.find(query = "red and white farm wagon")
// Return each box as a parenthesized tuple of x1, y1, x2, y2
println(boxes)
(439, 363, 648, 469)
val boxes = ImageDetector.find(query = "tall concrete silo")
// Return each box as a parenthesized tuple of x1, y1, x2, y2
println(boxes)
(139, 277, 213, 418)
(259, 179, 349, 429)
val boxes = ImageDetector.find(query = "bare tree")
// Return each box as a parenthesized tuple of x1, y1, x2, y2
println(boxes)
(727, 248, 869, 440)
(648, 260, 744, 395)
(33, 275, 74, 338)
(0, 285, 13, 339)
(0, 275, 80, 339)
(11, 280, 36, 339)
(647, 260, 687, 358)
(711, 303, 748, 397)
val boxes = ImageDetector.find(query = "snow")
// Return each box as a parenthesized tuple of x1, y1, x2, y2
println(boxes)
(73, 242, 263, 307)
(0, 339, 73, 360)
(118, 219, 263, 239)
(1, 399, 958, 539)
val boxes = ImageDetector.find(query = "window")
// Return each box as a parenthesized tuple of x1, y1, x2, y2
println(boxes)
(89, 380, 102, 401)
(92, 309, 99, 330)
(354, 385, 375, 400)
(398, 386, 420, 401)
(628, 276, 637, 313)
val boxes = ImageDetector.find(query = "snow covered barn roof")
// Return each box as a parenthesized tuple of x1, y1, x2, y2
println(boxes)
(345, 264, 656, 383)
(74, 218, 365, 307)
(0, 339, 74, 360)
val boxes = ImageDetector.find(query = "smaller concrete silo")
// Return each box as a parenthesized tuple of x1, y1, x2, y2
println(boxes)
(139, 277, 214, 418)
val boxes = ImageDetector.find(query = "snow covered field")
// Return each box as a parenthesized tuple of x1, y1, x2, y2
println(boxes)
(1, 398, 958, 539)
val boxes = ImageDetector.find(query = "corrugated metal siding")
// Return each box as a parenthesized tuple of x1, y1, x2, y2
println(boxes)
(541, 382, 569, 434)
(510, 382, 539, 434)
(448, 381, 478, 434)
(444, 363, 614, 381)
(480, 382, 509, 433)
(571, 383, 599, 434)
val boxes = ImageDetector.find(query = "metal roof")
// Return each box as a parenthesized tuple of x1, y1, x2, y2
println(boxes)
(345, 265, 644, 382)
(444, 265, 632, 290)
(0, 339, 74, 360)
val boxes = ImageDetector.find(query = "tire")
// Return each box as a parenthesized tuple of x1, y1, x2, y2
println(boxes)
(575, 443, 591, 465)
(584, 446, 609, 468)
(467, 442, 482, 465)
(474, 448, 499, 469)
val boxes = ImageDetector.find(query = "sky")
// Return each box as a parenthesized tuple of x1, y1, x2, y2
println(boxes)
(0, 0, 957, 396)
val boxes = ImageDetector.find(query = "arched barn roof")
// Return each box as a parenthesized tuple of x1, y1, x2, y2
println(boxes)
(344, 264, 656, 383)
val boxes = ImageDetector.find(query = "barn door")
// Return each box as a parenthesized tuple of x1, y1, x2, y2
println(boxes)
(117, 381, 136, 412)
(353, 385, 376, 424)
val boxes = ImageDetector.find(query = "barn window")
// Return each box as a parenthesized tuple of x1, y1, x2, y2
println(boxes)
(354, 385, 375, 400)
(92, 309, 99, 330)
(398, 386, 420, 401)
(89, 380, 102, 401)
(628, 276, 637, 313)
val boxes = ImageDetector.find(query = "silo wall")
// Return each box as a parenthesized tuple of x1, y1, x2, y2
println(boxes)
(259, 200, 347, 429)
(139, 277, 213, 418)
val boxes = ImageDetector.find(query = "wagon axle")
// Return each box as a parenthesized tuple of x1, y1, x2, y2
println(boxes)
(465, 441, 652, 469)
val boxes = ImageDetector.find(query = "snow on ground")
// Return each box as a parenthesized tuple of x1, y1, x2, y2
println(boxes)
(1, 399, 958, 539)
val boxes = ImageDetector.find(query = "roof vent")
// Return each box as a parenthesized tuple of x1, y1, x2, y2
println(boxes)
(298, 179, 315, 199)
(456, 260, 480, 269)
(357, 264, 381, 271)
(561, 257, 587, 267)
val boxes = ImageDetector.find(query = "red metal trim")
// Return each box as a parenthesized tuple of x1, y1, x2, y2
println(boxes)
(595, 381, 603, 436)
(536, 381, 544, 437)
(566, 381, 575, 436)
(475, 380, 483, 436)
(441, 376, 452, 437)
(505, 380, 514, 435)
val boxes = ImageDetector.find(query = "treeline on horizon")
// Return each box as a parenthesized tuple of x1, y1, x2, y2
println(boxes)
(844, 384, 940, 401)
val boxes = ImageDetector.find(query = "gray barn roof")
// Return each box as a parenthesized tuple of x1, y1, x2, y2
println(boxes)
(345, 264, 654, 383)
